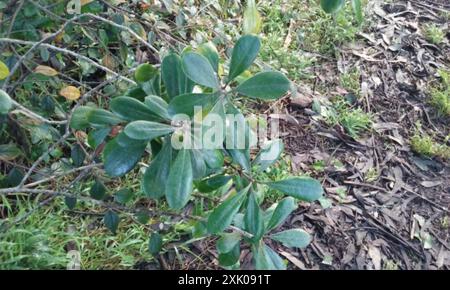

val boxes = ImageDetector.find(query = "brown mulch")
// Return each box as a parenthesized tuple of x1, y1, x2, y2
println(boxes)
(277, 0, 450, 270)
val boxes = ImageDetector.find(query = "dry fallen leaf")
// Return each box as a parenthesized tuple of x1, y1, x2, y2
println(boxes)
(34, 65, 58, 76)
(368, 245, 381, 270)
(60, 86, 81, 101)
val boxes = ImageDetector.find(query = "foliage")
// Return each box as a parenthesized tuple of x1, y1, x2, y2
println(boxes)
(429, 69, 450, 117)
(423, 23, 446, 45)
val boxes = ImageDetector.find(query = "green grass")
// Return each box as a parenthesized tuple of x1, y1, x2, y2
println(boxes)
(429, 69, 450, 117)
(321, 97, 373, 138)
(340, 68, 361, 96)
(423, 23, 445, 45)
(0, 197, 154, 269)
(410, 133, 450, 160)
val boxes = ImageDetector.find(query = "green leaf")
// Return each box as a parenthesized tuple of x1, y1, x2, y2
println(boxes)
(190, 149, 207, 180)
(142, 140, 172, 199)
(110, 96, 160, 121)
(0, 89, 12, 115)
(218, 243, 240, 267)
(71, 144, 85, 167)
(270, 229, 311, 249)
(168, 93, 218, 117)
(103, 133, 147, 177)
(104, 210, 120, 235)
(136, 210, 150, 224)
(266, 197, 298, 231)
(135, 63, 157, 83)
(252, 139, 284, 172)
(207, 185, 250, 234)
(182, 52, 219, 89)
(195, 174, 232, 193)
(267, 177, 323, 202)
(0, 143, 21, 161)
(114, 188, 133, 204)
(0, 61, 10, 80)
(244, 192, 265, 242)
(253, 242, 286, 270)
(228, 35, 261, 81)
(243, 0, 262, 35)
(202, 149, 224, 169)
(5, 167, 23, 187)
(87, 127, 110, 149)
(320, 0, 345, 14)
(166, 149, 193, 210)
(90, 179, 106, 200)
(197, 42, 219, 73)
(217, 232, 241, 254)
(161, 53, 194, 99)
(87, 108, 124, 127)
(149, 233, 163, 255)
(351, 0, 363, 25)
(124, 120, 175, 141)
(65, 196, 77, 210)
(144, 95, 170, 120)
(70, 106, 94, 130)
(236, 71, 290, 100)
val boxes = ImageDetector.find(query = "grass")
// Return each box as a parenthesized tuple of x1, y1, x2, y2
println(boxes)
(428, 69, 450, 117)
(423, 23, 446, 45)
(410, 133, 450, 160)
(0, 197, 154, 269)
(321, 97, 373, 139)
(340, 68, 361, 96)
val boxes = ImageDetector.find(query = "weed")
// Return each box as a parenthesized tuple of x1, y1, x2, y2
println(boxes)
(429, 69, 450, 117)
(340, 68, 361, 96)
(423, 23, 445, 45)
(410, 133, 450, 159)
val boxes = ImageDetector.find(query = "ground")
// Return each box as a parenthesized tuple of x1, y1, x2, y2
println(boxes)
(0, 0, 449, 269)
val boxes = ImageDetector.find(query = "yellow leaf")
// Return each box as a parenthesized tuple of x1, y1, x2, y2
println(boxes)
(34, 65, 59, 76)
(80, 0, 93, 5)
(0, 60, 10, 80)
(243, 0, 262, 35)
(60, 86, 81, 101)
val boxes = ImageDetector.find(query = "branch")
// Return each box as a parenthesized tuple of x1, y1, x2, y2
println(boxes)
(0, 38, 136, 85)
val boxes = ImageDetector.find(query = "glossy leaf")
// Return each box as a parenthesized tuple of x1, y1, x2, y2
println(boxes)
(161, 53, 194, 99)
(197, 42, 219, 73)
(228, 35, 260, 81)
(104, 210, 120, 235)
(0, 89, 12, 115)
(87, 127, 110, 149)
(207, 185, 250, 234)
(87, 108, 124, 127)
(114, 188, 133, 204)
(267, 177, 323, 202)
(235, 71, 290, 100)
(182, 52, 219, 89)
(320, 0, 345, 14)
(144, 95, 170, 120)
(103, 133, 147, 177)
(252, 139, 284, 172)
(135, 63, 157, 83)
(142, 140, 173, 199)
(71, 144, 85, 167)
(110, 96, 160, 121)
(217, 232, 241, 254)
(0, 144, 21, 161)
(244, 192, 265, 242)
(270, 229, 311, 249)
(253, 242, 286, 270)
(90, 179, 106, 200)
(218, 243, 240, 267)
(195, 174, 232, 193)
(124, 120, 175, 141)
(70, 106, 94, 130)
(168, 93, 218, 117)
(266, 197, 298, 231)
(149, 232, 163, 255)
(166, 149, 193, 210)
